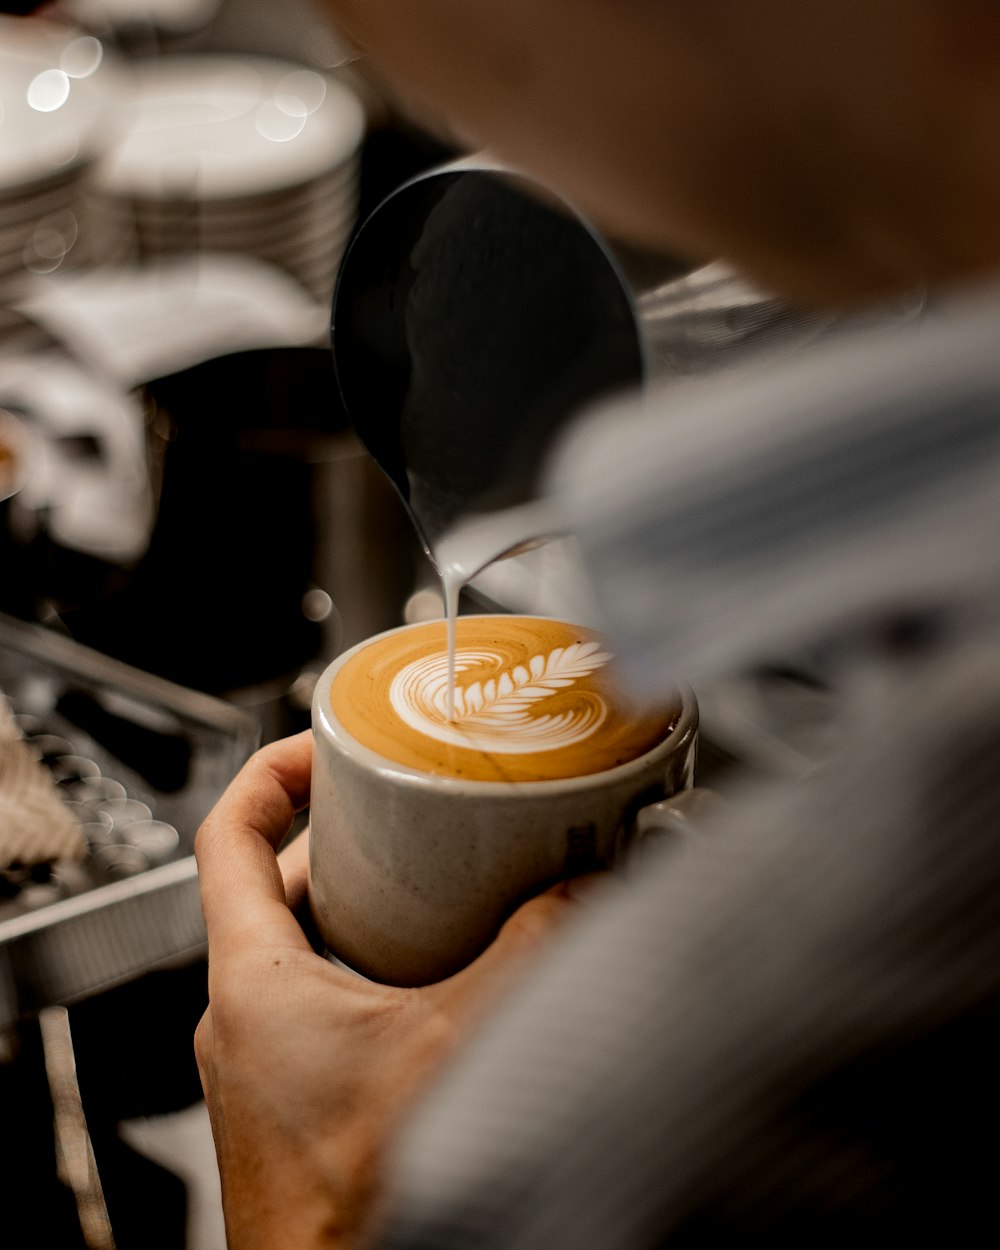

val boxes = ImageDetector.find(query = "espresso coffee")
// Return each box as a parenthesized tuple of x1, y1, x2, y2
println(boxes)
(312, 615, 697, 983)
(330, 614, 680, 783)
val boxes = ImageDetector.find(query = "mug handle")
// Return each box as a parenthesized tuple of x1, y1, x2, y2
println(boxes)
(632, 786, 729, 853)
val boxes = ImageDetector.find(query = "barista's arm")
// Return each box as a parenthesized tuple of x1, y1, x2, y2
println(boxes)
(194, 732, 576, 1250)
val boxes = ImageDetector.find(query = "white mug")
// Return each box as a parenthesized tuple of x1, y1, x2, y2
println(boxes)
(310, 619, 698, 986)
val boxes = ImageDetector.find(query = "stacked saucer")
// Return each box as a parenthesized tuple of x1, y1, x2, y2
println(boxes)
(97, 55, 366, 307)
(0, 19, 124, 349)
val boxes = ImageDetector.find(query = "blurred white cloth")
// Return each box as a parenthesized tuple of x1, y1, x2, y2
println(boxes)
(0, 352, 153, 563)
(8, 254, 328, 564)
(374, 277, 1000, 1250)
(15, 254, 328, 390)
(544, 282, 1000, 693)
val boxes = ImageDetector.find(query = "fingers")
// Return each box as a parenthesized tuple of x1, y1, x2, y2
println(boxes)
(492, 880, 580, 956)
(278, 826, 311, 913)
(196, 732, 314, 955)
(193, 1007, 215, 1085)
(445, 880, 580, 999)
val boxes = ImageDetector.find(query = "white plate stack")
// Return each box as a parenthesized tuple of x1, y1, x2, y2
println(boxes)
(97, 54, 367, 309)
(0, 19, 124, 351)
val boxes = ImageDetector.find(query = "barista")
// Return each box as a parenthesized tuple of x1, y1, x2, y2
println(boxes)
(195, 3, 1000, 1246)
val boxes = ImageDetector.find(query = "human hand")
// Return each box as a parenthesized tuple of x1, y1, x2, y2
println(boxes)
(194, 731, 579, 1250)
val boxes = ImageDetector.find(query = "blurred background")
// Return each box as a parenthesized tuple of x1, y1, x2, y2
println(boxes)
(0, 2, 845, 1244)
(0, 0, 459, 722)
(0, 1, 460, 1244)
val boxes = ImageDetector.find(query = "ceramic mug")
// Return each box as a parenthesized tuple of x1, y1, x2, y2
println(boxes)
(309, 618, 698, 986)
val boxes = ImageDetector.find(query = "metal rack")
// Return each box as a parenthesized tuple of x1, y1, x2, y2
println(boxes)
(0, 613, 258, 1031)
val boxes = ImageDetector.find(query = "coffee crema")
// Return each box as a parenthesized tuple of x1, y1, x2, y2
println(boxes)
(330, 615, 681, 782)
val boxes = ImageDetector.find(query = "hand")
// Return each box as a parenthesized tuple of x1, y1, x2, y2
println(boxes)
(194, 732, 578, 1250)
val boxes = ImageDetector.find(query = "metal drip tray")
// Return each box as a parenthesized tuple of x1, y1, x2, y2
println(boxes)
(0, 613, 259, 1031)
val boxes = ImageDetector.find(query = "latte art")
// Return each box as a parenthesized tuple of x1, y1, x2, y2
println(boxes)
(390, 641, 612, 753)
(330, 616, 681, 783)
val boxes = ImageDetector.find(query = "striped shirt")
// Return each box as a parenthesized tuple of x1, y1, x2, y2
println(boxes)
(373, 278, 1000, 1247)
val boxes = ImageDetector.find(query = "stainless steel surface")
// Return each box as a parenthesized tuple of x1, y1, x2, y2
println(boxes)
(331, 159, 642, 563)
(0, 612, 259, 1031)
(330, 158, 835, 568)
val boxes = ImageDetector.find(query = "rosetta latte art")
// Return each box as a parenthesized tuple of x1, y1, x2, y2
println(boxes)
(389, 641, 613, 753)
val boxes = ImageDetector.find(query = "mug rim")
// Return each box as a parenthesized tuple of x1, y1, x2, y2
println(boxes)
(312, 614, 697, 796)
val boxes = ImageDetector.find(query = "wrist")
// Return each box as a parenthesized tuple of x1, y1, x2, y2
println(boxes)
(222, 1183, 367, 1250)
(218, 1125, 382, 1250)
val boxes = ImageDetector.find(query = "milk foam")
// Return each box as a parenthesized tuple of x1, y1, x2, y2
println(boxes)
(389, 640, 611, 753)
(330, 616, 679, 782)
(435, 500, 566, 722)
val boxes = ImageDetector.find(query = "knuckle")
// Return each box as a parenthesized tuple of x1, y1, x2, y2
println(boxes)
(506, 888, 574, 945)
(193, 1009, 214, 1068)
(193, 811, 220, 861)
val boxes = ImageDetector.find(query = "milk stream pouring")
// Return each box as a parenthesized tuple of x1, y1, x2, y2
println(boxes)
(433, 499, 566, 720)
